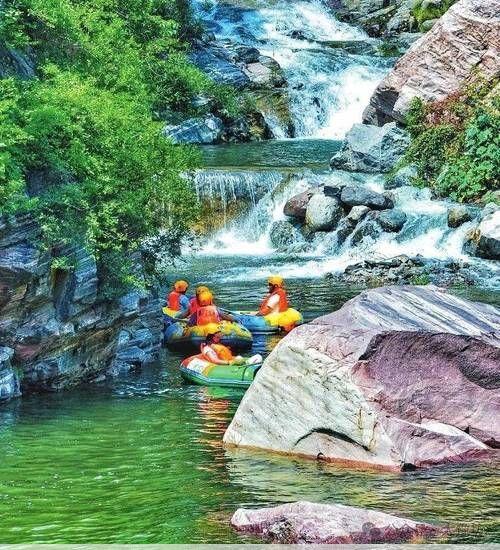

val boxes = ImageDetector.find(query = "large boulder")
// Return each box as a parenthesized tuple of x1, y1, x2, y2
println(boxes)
(363, 0, 500, 125)
(330, 123, 410, 173)
(447, 204, 478, 228)
(163, 115, 224, 145)
(377, 208, 407, 232)
(305, 193, 344, 232)
(224, 286, 500, 470)
(231, 501, 442, 543)
(341, 186, 393, 210)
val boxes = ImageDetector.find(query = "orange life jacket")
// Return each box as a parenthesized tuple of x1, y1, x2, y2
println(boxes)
(259, 288, 289, 314)
(196, 305, 221, 325)
(189, 296, 199, 315)
(200, 343, 233, 362)
(168, 290, 181, 311)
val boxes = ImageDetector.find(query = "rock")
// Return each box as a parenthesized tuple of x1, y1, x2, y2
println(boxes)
(340, 186, 393, 210)
(330, 123, 410, 173)
(363, 0, 500, 125)
(350, 217, 383, 244)
(284, 190, 314, 220)
(377, 209, 407, 232)
(224, 286, 500, 470)
(472, 210, 500, 260)
(163, 115, 224, 145)
(447, 205, 478, 228)
(420, 17, 439, 31)
(385, 164, 418, 189)
(0, 45, 35, 79)
(0, 346, 20, 401)
(347, 205, 371, 223)
(269, 220, 305, 250)
(305, 193, 344, 232)
(231, 501, 442, 543)
(189, 46, 250, 89)
(0, 214, 162, 401)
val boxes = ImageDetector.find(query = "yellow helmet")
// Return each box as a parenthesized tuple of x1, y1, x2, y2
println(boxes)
(268, 275, 284, 287)
(198, 290, 213, 306)
(174, 280, 189, 292)
(196, 285, 209, 296)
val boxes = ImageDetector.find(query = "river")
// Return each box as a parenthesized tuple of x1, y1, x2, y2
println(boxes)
(1, 0, 499, 544)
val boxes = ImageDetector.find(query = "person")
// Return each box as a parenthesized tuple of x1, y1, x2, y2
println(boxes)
(200, 332, 262, 366)
(165, 280, 190, 318)
(188, 290, 234, 326)
(188, 285, 209, 315)
(257, 275, 289, 316)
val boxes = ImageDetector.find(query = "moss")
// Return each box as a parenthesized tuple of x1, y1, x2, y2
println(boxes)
(412, 0, 457, 31)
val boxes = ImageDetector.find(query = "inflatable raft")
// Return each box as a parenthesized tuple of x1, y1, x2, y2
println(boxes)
(231, 308, 303, 334)
(164, 320, 253, 350)
(180, 356, 261, 388)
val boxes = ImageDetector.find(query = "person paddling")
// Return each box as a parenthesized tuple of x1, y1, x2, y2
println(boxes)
(258, 275, 289, 316)
(200, 332, 262, 366)
(188, 285, 209, 315)
(188, 290, 234, 326)
(165, 280, 190, 319)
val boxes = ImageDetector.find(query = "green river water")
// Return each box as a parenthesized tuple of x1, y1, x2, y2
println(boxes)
(1, 265, 499, 544)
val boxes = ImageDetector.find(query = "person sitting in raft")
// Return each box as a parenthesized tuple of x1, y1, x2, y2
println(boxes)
(188, 290, 234, 326)
(188, 285, 209, 315)
(165, 280, 190, 319)
(257, 275, 299, 332)
(201, 332, 261, 366)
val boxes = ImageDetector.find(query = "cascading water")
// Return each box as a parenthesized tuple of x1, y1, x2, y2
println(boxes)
(193, 0, 389, 137)
(191, 0, 497, 284)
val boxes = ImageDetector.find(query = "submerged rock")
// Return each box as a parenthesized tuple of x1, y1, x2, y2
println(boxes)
(305, 193, 344, 232)
(269, 220, 305, 250)
(224, 286, 500, 470)
(377, 208, 407, 231)
(231, 501, 443, 543)
(330, 123, 410, 173)
(363, 0, 500, 125)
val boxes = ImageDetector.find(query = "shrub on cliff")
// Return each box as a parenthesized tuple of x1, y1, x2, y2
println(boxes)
(402, 79, 500, 203)
(0, 0, 227, 293)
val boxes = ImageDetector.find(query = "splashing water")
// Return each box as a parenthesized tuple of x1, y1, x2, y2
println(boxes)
(194, 0, 389, 138)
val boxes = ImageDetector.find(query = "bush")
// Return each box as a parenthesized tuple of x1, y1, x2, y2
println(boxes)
(0, 0, 228, 293)
(411, 0, 456, 31)
(402, 80, 500, 203)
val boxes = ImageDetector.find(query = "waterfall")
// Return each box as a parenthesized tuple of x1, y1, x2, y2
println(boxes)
(193, 0, 390, 138)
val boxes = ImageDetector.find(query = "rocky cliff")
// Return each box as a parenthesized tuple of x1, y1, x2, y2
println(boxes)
(0, 215, 162, 402)
(224, 285, 500, 470)
(363, 0, 500, 125)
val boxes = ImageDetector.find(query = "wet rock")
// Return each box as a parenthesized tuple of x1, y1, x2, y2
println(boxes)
(0, 45, 35, 79)
(189, 45, 250, 88)
(363, 0, 500, 125)
(465, 209, 500, 261)
(385, 164, 418, 189)
(284, 190, 314, 220)
(224, 286, 500, 469)
(330, 123, 410, 173)
(269, 220, 305, 250)
(447, 204, 478, 228)
(0, 347, 20, 401)
(305, 193, 344, 232)
(340, 186, 393, 210)
(350, 217, 383, 244)
(231, 501, 443, 543)
(163, 115, 223, 145)
(377, 209, 407, 232)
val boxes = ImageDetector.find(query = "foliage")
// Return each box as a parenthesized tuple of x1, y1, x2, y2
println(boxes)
(411, 0, 456, 31)
(402, 79, 500, 203)
(410, 273, 430, 286)
(0, 0, 225, 294)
